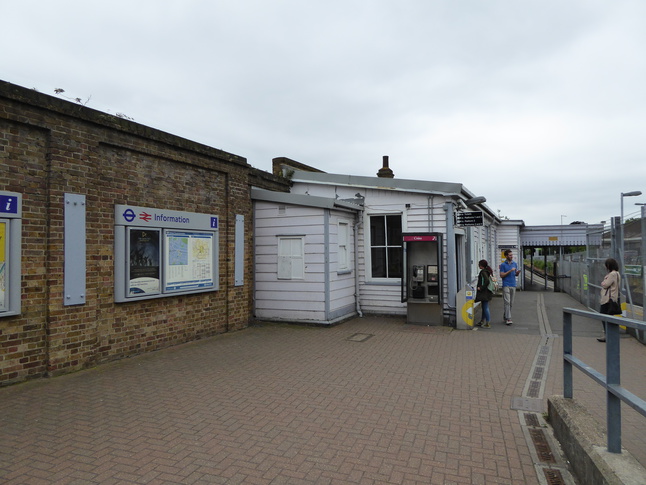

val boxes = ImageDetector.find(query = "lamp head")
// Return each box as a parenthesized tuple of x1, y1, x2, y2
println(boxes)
(622, 191, 642, 197)
(465, 196, 486, 207)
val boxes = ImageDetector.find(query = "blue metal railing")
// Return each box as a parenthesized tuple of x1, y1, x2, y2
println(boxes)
(562, 308, 646, 453)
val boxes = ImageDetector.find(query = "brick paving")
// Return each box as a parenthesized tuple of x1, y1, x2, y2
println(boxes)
(0, 291, 644, 484)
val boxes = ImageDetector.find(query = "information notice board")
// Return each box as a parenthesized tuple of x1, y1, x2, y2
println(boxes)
(115, 204, 218, 302)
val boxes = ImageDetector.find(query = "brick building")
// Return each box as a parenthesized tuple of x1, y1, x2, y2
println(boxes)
(0, 80, 289, 386)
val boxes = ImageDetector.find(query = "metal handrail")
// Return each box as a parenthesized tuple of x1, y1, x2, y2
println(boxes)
(562, 307, 646, 453)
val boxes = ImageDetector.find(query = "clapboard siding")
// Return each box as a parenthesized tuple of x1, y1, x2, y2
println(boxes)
(329, 223, 356, 312)
(330, 275, 356, 313)
(254, 199, 359, 323)
(359, 284, 405, 315)
(497, 224, 521, 249)
(254, 201, 326, 321)
(255, 297, 325, 311)
(253, 280, 321, 291)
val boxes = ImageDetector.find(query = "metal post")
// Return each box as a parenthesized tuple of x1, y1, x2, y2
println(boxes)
(563, 312, 573, 399)
(444, 202, 457, 319)
(611, 216, 619, 262)
(544, 249, 548, 290)
(642, 206, 646, 341)
(465, 226, 472, 283)
(585, 259, 590, 309)
(621, 196, 626, 275)
(606, 319, 622, 452)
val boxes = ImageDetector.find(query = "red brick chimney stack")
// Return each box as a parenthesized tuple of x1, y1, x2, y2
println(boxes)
(377, 155, 394, 178)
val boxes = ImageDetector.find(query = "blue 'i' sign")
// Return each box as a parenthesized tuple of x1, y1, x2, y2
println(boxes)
(0, 195, 18, 214)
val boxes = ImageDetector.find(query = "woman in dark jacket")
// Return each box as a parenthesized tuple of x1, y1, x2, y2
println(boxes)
(475, 259, 494, 328)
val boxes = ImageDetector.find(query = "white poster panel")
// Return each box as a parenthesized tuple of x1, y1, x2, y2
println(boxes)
(164, 230, 215, 292)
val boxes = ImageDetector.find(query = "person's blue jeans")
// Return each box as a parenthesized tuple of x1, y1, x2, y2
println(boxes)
(481, 299, 490, 323)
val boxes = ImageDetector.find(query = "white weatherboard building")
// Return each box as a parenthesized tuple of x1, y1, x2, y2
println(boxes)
(252, 189, 362, 324)
(253, 158, 513, 326)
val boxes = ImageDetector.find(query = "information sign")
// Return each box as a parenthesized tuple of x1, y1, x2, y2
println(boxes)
(0, 195, 19, 215)
(403, 235, 438, 242)
(624, 265, 642, 276)
(115, 204, 219, 302)
(456, 211, 483, 226)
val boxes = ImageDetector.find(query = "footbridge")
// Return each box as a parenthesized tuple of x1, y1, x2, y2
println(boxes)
(519, 224, 604, 291)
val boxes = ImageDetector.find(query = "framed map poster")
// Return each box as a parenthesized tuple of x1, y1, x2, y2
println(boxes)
(163, 230, 215, 292)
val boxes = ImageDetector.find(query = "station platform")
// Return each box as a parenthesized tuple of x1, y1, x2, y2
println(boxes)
(1, 290, 644, 484)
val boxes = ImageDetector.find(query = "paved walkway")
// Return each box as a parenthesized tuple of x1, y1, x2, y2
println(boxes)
(0, 291, 644, 484)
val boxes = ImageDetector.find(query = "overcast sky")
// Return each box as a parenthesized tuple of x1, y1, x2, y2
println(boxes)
(2, 0, 645, 225)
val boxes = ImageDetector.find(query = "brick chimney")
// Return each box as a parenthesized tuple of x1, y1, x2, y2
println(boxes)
(377, 155, 394, 178)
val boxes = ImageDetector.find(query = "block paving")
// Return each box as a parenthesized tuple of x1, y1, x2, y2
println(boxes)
(1, 291, 644, 484)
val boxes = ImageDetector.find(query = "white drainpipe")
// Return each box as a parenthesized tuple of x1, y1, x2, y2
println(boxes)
(354, 213, 363, 317)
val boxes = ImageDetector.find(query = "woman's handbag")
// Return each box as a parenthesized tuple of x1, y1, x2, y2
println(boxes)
(607, 296, 622, 315)
(603, 283, 622, 315)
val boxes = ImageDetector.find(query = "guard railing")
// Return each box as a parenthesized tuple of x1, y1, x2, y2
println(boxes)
(562, 308, 646, 453)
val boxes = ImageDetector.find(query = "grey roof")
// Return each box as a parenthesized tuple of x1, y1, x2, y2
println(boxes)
(290, 170, 468, 197)
(289, 170, 500, 220)
(251, 188, 363, 212)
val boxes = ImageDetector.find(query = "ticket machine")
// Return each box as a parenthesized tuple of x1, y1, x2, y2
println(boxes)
(401, 233, 443, 325)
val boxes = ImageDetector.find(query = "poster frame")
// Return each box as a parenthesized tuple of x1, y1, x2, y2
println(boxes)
(0, 190, 22, 317)
(0, 220, 7, 312)
(163, 229, 217, 293)
(126, 227, 162, 297)
(114, 204, 219, 303)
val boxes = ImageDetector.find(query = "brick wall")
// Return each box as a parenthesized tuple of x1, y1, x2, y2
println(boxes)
(0, 80, 290, 386)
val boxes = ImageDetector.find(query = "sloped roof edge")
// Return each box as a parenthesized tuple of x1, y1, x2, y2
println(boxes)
(290, 170, 465, 196)
(290, 170, 500, 221)
(251, 188, 363, 212)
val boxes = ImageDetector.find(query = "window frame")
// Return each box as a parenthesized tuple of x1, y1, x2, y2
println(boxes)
(277, 236, 305, 280)
(337, 220, 350, 273)
(367, 213, 403, 281)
